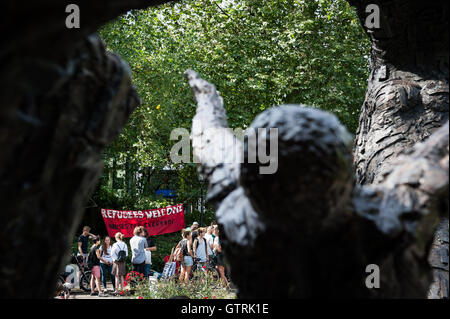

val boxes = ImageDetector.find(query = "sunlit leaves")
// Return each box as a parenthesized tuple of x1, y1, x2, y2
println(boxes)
(98, 0, 370, 202)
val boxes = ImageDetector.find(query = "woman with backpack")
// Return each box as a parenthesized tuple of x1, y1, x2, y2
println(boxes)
(193, 228, 209, 266)
(111, 232, 128, 294)
(88, 236, 107, 297)
(176, 229, 193, 285)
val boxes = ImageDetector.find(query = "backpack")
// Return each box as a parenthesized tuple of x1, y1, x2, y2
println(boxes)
(116, 242, 127, 262)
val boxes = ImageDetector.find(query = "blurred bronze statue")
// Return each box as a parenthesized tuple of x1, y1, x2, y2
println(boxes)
(187, 0, 448, 298)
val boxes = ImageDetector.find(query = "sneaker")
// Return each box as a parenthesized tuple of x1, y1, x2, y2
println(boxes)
(98, 292, 108, 297)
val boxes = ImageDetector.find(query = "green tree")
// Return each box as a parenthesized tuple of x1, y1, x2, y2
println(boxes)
(95, 0, 369, 212)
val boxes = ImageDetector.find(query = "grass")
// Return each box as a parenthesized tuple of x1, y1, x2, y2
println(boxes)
(133, 270, 237, 299)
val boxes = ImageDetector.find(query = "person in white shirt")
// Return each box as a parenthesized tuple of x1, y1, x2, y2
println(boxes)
(203, 226, 214, 260)
(99, 236, 115, 293)
(111, 232, 128, 294)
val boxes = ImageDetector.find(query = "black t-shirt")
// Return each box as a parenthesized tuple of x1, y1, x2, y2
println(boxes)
(146, 237, 156, 248)
(89, 245, 100, 266)
(78, 235, 89, 254)
(180, 239, 189, 257)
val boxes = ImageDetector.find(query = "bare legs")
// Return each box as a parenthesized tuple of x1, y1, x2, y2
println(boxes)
(115, 275, 124, 292)
(216, 265, 228, 288)
(90, 275, 102, 294)
(179, 265, 192, 284)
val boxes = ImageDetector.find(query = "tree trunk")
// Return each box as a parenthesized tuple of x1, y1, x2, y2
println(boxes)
(0, 0, 172, 298)
(349, 0, 449, 298)
(349, 0, 448, 184)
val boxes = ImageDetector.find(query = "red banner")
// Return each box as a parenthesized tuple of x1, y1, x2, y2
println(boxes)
(101, 204, 185, 237)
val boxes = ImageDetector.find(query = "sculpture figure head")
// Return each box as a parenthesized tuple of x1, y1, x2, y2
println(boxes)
(240, 105, 354, 235)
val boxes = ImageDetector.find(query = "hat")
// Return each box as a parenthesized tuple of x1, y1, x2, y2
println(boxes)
(193, 221, 199, 225)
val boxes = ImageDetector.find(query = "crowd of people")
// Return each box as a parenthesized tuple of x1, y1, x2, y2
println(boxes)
(73, 221, 227, 297)
(176, 222, 228, 288)
(76, 225, 156, 296)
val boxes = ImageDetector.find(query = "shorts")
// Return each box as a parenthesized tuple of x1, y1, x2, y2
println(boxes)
(182, 256, 193, 267)
(215, 252, 224, 266)
(92, 265, 101, 278)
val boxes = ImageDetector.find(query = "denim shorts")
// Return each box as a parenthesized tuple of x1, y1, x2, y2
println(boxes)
(183, 256, 193, 267)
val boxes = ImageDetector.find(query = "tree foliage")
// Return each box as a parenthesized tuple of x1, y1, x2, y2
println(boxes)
(95, 0, 369, 210)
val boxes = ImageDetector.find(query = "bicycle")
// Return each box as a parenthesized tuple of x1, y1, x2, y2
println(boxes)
(190, 257, 220, 282)
(58, 253, 92, 292)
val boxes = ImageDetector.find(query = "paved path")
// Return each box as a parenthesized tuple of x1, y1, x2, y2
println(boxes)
(64, 283, 128, 299)
(67, 289, 125, 299)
